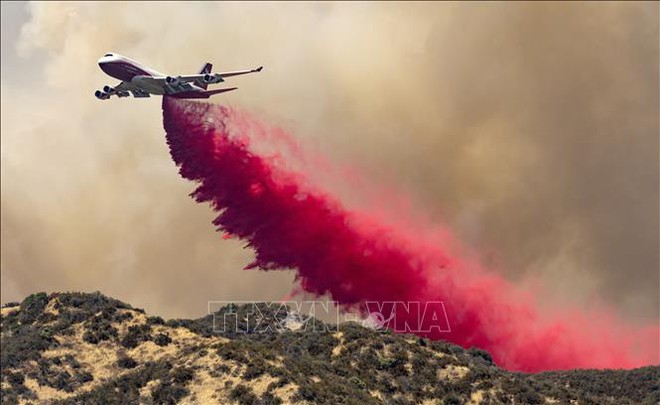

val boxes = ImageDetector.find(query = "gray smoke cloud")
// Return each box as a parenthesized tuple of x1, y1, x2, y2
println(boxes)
(1, 2, 657, 320)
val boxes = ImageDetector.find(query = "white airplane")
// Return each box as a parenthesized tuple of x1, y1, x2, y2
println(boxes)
(95, 53, 262, 100)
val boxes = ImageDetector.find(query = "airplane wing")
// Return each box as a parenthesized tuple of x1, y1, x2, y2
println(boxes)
(132, 76, 196, 95)
(176, 66, 263, 81)
(96, 81, 154, 99)
(172, 67, 263, 82)
(112, 82, 131, 92)
(215, 66, 264, 78)
(95, 81, 133, 99)
(144, 66, 263, 88)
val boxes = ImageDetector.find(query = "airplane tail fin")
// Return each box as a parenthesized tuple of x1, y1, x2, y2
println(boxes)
(199, 63, 212, 74)
(196, 62, 213, 89)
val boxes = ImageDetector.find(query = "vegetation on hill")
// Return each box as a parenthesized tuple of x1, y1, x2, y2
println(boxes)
(1, 292, 658, 404)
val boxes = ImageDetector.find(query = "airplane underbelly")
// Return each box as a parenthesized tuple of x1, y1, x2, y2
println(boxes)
(100, 64, 134, 82)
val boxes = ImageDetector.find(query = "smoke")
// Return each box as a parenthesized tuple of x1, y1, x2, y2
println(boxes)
(163, 97, 658, 371)
(1, 3, 658, 321)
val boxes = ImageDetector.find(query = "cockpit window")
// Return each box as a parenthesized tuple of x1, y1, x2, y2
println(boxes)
(104, 53, 113, 57)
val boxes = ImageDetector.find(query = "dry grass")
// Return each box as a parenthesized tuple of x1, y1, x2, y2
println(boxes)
(272, 382, 299, 404)
(42, 324, 122, 386)
(20, 308, 234, 403)
(331, 331, 344, 357)
(469, 389, 485, 404)
(0, 307, 19, 317)
(369, 390, 384, 400)
(43, 299, 61, 318)
(437, 364, 470, 381)
(23, 377, 69, 402)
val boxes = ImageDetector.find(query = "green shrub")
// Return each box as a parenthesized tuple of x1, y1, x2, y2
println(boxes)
(151, 381, 188, 405)
(75, 371, 93, 384)
(6, 371, 25, 386)
(120, 324, 152, 348)
(147, 316, 165, 325)
(349, 376, 366, 390)
(82, 317, 118, 344)
(230, 384, 259, 405)
(261, 391, 283, 405)
(243, 360, 267, 380)
(19, 292, 49, 324)
(171, 367, 194, 384)
(444, 393, 461, 405)
(1, 325, 54, 369)
(117, 356, 138, 369)
(154, 332, 172, 346)
(467, 347, 494, 365)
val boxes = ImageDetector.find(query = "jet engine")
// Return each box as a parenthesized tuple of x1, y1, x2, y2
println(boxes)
(165, 76, 181, 86)
(203, 74, 224, 84)
(94, 90, 109, 100)
(103, 85, 114, 93)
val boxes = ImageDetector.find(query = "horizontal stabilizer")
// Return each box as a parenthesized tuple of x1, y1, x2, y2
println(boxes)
(204, 87, 238, 96)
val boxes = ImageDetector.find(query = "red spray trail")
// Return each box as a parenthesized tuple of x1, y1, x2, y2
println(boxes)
(163, 98, 658, 372)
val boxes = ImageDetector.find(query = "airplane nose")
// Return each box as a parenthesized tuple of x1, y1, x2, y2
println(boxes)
(98, 56, 114, 76)
(98, 53, 117, 65)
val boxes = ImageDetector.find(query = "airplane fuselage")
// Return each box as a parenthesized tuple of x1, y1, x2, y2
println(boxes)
(98, 54, 162, 82)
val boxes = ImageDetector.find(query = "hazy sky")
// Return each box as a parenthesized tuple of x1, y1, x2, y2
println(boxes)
(1, 2, 658, 321)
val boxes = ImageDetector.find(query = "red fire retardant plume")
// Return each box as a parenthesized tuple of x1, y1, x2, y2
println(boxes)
(163, 97, 658, 372)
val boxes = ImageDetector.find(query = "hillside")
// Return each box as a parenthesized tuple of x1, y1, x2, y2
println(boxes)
(1, 292, 658, 404)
